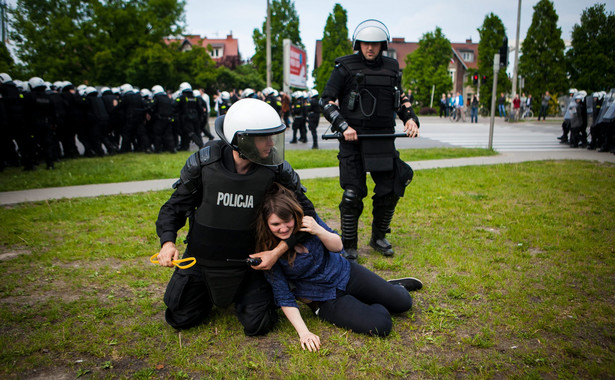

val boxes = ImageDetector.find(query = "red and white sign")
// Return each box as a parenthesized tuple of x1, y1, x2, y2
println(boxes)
(288, 43, 307, 89)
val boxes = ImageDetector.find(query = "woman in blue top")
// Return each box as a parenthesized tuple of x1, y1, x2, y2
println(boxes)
(255, 183, 422, 351)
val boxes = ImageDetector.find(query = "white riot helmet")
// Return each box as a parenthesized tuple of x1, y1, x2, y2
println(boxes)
(352, 19, 390, 51)
(0, 73, 12, 83)
(214, 98, 285, 166)
(179, 82, 192, 93)
(141, 88, 152, 98)
(14, 80, 27, 92)
(28, 77, 46, 91)
(85, 86, 98, 96)
(53, 81, 64, 91)
(262, 87, 274, 97)
(100, 86, 112, 95)
(308, 89, 319, 98)
(574, 90, 587, 100)
(151, 85, 164, 95)
(568, 88, 578, 95)
(120, 83, 133, 94)
(221, 91, 230, 101)
(242, 88, 255, 98)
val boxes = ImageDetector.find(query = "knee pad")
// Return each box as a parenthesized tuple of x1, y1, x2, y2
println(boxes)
(340, 188, 363, 213)
(243, 307, 278, 336)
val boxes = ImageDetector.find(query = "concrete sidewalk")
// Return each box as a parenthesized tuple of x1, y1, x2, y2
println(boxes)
(1, 149, 613, 206)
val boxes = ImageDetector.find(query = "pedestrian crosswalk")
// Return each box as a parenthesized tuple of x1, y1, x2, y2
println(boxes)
(419, 124, 569, 152)
(290, 119, 571, 152)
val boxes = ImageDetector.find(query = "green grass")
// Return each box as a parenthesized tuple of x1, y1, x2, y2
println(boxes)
(0, 160, 614, 378)
(0, 147, 496, 192)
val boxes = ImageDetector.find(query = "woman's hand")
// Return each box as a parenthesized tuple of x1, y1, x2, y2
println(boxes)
(300, 215, 323, 236)
(301, 216, 343, 252)
(299, 332, 321, 352)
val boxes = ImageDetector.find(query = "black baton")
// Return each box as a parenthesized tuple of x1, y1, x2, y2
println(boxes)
(321, 132, 410, 140)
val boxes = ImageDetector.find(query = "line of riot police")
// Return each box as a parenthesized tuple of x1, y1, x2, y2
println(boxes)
(558, 88, 615, 153)
(0, 75, 220, 171)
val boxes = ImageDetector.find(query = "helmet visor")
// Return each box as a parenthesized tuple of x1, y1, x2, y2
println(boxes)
(236, 127, 285, 166)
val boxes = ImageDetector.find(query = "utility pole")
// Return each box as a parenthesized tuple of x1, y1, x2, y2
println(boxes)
(0, 0, 6, 44)
(266, 0, 272, 87)
(511, 0, 522, 100)
(489, 54, 500, 150)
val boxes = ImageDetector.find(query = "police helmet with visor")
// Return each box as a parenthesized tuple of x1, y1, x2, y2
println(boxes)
(214, 98, 285, 167)
(352, 19, 390, 51)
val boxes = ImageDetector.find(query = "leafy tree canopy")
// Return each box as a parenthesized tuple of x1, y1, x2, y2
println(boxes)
(518, 0, 567, 100)
(8, 0, 185, 85)
(402, 27, 452, 107)
(313, 3, 352, 94)
(252, 0, 302, 89)
(566, 3, 615, 92)
(477, 13, 511, 108)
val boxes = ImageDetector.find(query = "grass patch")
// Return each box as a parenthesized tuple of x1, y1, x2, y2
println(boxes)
(0, 160, 613, 378)
(0, 147, 496, 191)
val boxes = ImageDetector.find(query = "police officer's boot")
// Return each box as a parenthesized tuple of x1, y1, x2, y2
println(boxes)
(339, 188, 363, 261)
(370, 194, 399, 257)
(290, 129, 298, 144)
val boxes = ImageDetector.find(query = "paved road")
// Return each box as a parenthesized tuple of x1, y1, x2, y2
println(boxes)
(287, 115, 568, 152)
(1, 116, 614, 206)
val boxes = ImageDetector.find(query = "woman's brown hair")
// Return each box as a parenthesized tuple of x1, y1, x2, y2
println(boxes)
(255, 183, 304, 265)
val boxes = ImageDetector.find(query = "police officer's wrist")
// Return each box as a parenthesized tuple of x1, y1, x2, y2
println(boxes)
(334, 120, 349, 134)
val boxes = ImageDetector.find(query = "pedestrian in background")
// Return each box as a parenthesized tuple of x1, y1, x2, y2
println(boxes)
(498, 93, 506, 118)
(538, 91, 550, 121)
(470, 94, 479, 123)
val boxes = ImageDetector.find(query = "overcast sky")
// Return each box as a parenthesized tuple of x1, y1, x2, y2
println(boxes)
(183, 0, 613, 85)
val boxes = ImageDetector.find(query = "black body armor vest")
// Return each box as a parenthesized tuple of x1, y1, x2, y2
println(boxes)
(186, 152, 275, 262)
(336, 54, 401, 130)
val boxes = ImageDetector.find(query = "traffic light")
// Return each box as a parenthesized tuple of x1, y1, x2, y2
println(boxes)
(481, 75, 487, 84)
(499, 36, 508, 68)
(473, 72, 479, 85)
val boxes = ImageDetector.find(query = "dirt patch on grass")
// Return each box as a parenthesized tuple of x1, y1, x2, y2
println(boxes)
(0, 249, 31, 261)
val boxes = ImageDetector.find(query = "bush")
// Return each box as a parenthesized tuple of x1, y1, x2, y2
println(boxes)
(419, 107, 437, 115)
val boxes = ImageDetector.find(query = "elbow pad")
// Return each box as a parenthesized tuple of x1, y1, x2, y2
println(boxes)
(399, 103, 420, 128)
(178, 146, 212, 194)
(321, 102, 349, 133)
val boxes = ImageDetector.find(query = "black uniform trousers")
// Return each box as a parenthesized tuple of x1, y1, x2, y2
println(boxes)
(163, 255, 277, 336)
(338, 140, 396, 200)
(316, 261, 412, 336)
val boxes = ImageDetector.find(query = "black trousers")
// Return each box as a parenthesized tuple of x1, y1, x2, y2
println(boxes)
(163, 257, 277, 336)
(338, 140, 396, 199)
(317, 261, 412, 336)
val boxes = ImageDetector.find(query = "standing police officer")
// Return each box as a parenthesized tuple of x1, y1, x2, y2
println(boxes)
(174, 82, 204, 151)
(118, 83, 148, 153)
(290, 91, 307, 143)
(0, 73, 25, 169)
(154, 98, 315, 335)
(306, 89, 321, 149)
(320, 19, 419, 260)
(150, 85, 176, 153)
(24, 77, 58, 169)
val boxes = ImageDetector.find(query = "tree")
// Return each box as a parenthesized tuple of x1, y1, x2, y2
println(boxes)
(402, 27, 452, 108)
(252, 0, 302, 89)
(8, 0, 185, 85)
(0, 43, 14, 74)
(313, 3, 353, 94)
(518, 0, 567, 103)
(477, 13, 511, 109)
(566, 3, 615, 92)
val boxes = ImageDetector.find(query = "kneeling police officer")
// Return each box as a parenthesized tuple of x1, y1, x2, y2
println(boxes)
(320, 19, 420, 260)
(155, 98, 315, 335)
